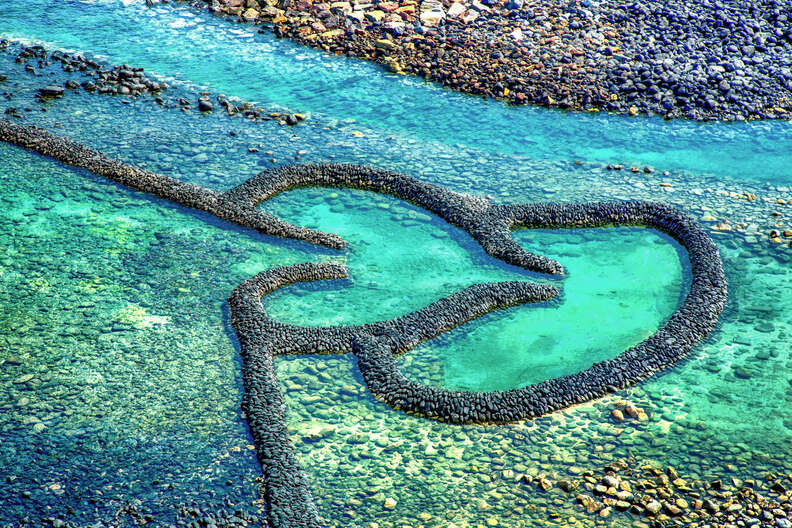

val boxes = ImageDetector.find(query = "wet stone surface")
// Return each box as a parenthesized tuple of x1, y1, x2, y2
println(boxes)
(562, 459, 792, 527)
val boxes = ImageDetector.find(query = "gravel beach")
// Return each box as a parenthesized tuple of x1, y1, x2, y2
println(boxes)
(189, 0, 792, 120)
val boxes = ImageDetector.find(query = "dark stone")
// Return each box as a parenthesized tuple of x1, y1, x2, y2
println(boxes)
(733, 366, 752, 379)
(770, 480, 787, 494)
(38, 85, 64, 97)
(558, 479, 578, 493)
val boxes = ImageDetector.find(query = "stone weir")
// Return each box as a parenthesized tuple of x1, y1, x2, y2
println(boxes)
(0, 118, 728, 528)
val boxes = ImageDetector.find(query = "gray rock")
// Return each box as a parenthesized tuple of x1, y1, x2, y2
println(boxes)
(38, 85, 64, 97)
(645, 501, 662, 515)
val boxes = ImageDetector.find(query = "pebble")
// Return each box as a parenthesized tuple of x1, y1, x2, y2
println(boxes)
(197, 0, 792, 120)
(198, 98, 213, 112)
(13, 373, 35, 384)
(4, 355, 22, 365)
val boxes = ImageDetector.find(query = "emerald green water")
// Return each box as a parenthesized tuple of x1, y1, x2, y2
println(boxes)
(264, 189, 685, 391)
(402, 229, 685, 391)
(1, 1, 792, 526)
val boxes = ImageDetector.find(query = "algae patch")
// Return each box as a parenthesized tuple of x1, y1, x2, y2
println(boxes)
(115, 303, 170, 329)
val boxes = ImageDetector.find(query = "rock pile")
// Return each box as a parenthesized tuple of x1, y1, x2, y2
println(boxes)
(611, 400, 648, 421)
(9, 42, 169, 98)
(1, 40, 305, 125)
(187, 91, 306, 123)
(561, 459, 792, 527)
(0, 119, 728, 528)
(186, 0, 792, 120)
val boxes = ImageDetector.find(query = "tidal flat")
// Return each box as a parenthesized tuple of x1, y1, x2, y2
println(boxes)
(1, 1, 792, 527)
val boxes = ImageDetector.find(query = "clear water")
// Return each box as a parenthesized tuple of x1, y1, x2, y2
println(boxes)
(1, 1, 792, 526)
(399, 228, 686, 391)
(2, 0, 792, 181)
(263, 189, 686, 390)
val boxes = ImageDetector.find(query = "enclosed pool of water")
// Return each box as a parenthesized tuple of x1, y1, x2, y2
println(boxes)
(1, 1, 791, 527)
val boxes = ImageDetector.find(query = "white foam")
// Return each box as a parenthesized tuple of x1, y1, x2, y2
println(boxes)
(168, 18, 196, 29)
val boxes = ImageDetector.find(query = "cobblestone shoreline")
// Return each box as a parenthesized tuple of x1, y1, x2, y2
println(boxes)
(184, 0, 792, 120)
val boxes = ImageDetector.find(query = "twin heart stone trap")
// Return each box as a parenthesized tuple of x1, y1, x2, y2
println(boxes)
(0, 119, 727, 528)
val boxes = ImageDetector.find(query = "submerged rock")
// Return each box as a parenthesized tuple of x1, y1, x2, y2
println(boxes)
(198, 98, 213, 112)
(13, 373, 35, 384)
(733, 366, 753, 379)
(38, 85, 64, 97)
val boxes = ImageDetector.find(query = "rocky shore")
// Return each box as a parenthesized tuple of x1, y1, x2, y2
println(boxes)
(559, 458, 792, 527)
(181, 0, 792, 120)
(0, 40, 305, 125)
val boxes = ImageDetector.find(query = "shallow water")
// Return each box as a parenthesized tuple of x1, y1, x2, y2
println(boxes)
(1, 1, 792, 526)
(399, 228, 686, 391)
(2, 0, 792, 181)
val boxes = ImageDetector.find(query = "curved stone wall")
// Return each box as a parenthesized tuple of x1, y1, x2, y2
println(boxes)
(228, 262, 557, 527)
(0, 118, 728, 528)
(356, 200, 727, 424)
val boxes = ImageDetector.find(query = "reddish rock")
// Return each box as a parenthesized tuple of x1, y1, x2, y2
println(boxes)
(378, 1, 399, 11)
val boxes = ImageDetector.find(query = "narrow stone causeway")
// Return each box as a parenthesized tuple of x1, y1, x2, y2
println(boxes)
(0, 118, 728, 528)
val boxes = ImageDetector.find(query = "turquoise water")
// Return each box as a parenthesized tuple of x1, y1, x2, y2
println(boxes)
(2, 0, 792, 181)
(1, 1, 792, 526)
(263, 189, 686, 390)
(400, 228, 686, 391)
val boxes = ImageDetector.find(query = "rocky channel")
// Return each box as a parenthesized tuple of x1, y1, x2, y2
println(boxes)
(0, 118, 727, 527)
